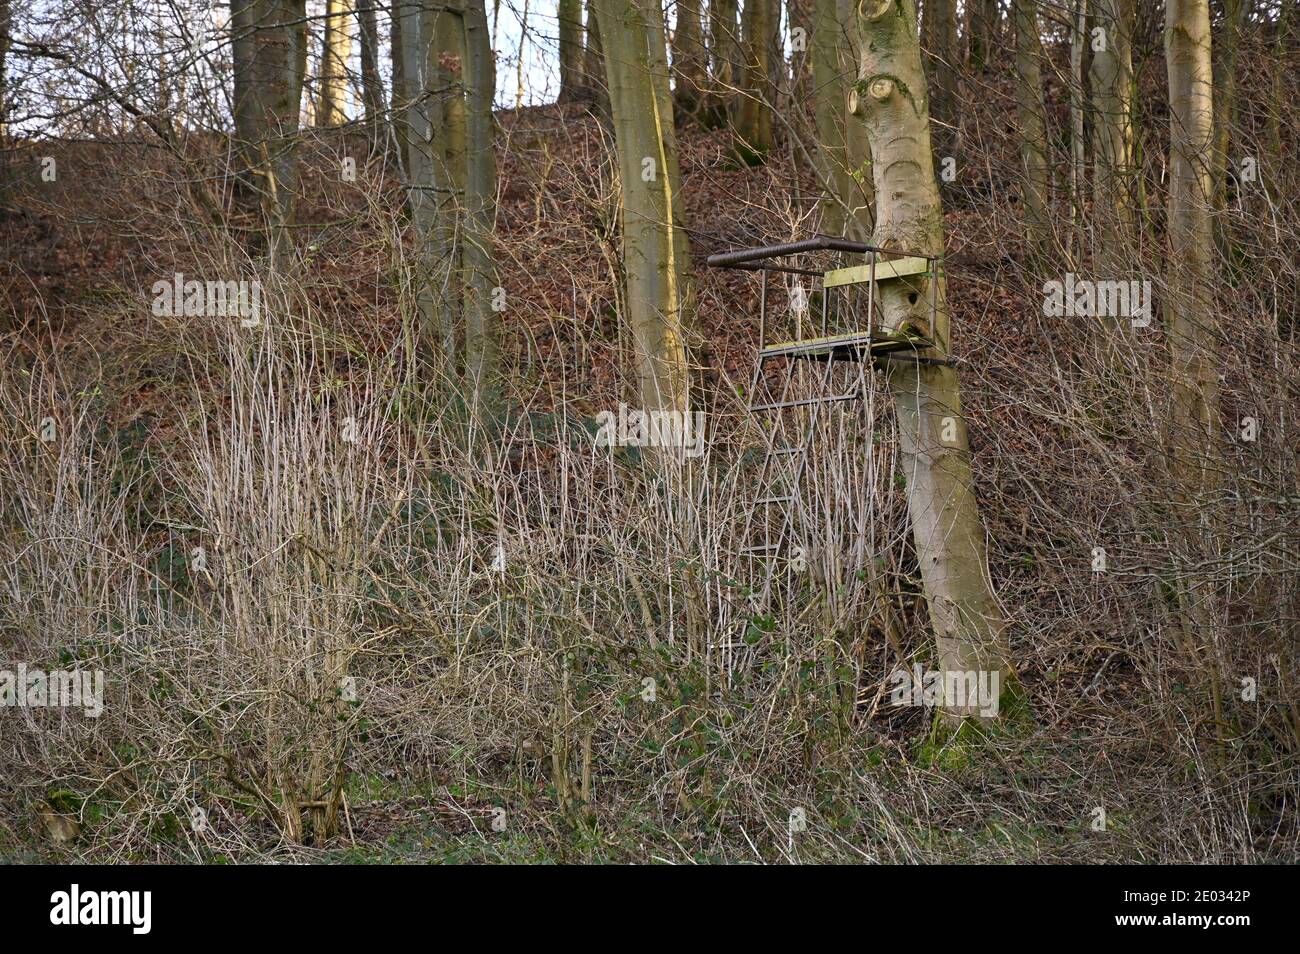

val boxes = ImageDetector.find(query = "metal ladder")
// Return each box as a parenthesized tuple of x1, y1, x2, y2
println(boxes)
(706, 237, 945, 664)
(739, 266, 864, 602)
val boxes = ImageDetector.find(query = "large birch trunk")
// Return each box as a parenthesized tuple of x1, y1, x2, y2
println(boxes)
(852, 0, 1014, 723)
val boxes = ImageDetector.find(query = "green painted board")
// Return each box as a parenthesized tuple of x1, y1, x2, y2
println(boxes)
(822, 256, 931, 288)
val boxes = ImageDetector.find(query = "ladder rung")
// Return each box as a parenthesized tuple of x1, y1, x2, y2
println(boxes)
(756, 495, 794, 505)
(760, 333, 873, 360)
(750, 392, 859, 412)
(741, 543, 781, 554)
(771, 446, 801, 456)
(760, 332, 933, 362)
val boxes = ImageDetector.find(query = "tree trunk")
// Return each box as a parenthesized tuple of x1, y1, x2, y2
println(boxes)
(319, 0, 352, 126)
(515, 0, 530, 108)
(765, 0, 785, 112)
(706, 0, 741, 124)
(1164, 0, 1217, 494)
(236, 0, 307, 264)
(357, 2, 386, 136)
(401, 0, 458, 362)
(462, 0, 501, 409)
(583, 2, 611, 115)
(672, 0, 709, 112)
(399, 0, 497, 401)
(968, 0, 995, 68)
(851, 0, 1014, 723)
(0, 0, 9, 202)
(0, 0, 8, 139)
(1014, 0, 1049, 259)
(1090, 0, 1135, 268)
(841, 0, 873, 227)
(814, 0, 872, 238)
(925, 0, 958, 159)
(593, 0, 691, 416)
(1266, 2, 1292, 172)
(558, 0, 585, 102)
(1069, 0, 1087, 253)
(790, 0, 813, 106)
(735, 0, 775, 161)
(231, 0, 258, 201)
(1210, 0, 1246, 217)
(391, 0, 409, 171)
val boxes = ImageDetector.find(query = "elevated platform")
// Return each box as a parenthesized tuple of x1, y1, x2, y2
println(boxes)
(822, 256, 932, 289)
(759, 329, 932, 362)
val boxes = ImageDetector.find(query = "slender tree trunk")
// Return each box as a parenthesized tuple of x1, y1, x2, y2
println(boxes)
(240, 0, 307, 264)
(765, 0, 785, 111)
(673, 0, 708, 112)
(968, 0, 990, 68)
(593, 0, 691, 416)
(925, 0, 958, 159)
(1069, 0, 1087, 254)
(790, 0, 813, 106)
(706, 0, 741, 124)
(814, 0, 871, 238)
(391, 0, 409, 171)
(402, 0, 457, 362)
(841, 0, 872, 224)
(462, 0, 501, 408)
(0, 0, 10, 201)
(1165, 0, 1221, 756)
(558, 0, 585, 101)
(1164, 0, 1217, 494)
(0, 0, 8, 138)
(436, 2, 467, 355)
(357, 2, 386, 135)
(231, 0, 258, 202)
(1090, 0, 1135, 268)
(1014, 0, 1049, 259)
(852, 0, 1015, 723)
(516, 0, 529, 108)
(735, 0, 775, 161)
(983, 0, 1000, 55)
(583, 2, 611, 114)
(1210, 0, 1246, 227)
(319, 0, 352, 126)
(1266, 2, 1291, 171)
